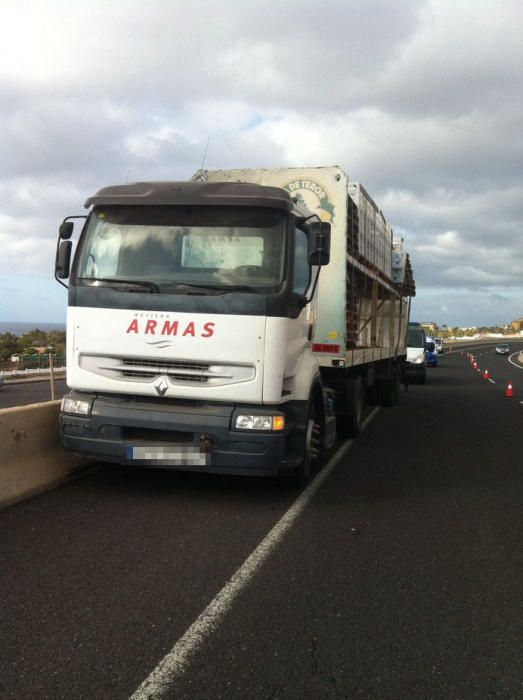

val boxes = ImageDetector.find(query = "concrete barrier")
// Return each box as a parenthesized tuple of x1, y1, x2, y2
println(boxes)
(0, 401, 89, 509)
(519, 351, 523, 364)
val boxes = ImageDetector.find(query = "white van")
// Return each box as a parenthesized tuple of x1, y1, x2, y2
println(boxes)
(406, 324, 426, 384)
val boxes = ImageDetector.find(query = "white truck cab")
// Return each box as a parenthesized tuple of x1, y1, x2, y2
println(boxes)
(55, 179, 335, 483)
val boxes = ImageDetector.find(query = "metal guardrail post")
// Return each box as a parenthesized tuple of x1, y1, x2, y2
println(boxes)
(49, 352, 55, 401)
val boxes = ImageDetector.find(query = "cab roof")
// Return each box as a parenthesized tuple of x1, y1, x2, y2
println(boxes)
(84, 180, 308, 216)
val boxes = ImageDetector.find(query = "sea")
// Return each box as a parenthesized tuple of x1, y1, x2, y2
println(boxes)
(0, 321, 66, 336)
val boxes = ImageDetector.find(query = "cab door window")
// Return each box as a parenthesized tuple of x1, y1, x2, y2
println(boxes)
(293, 228, 310, 295)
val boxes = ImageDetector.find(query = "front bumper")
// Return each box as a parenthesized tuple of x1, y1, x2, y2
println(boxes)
(60, 391, 308, 476)
(404, 361, 426, 377)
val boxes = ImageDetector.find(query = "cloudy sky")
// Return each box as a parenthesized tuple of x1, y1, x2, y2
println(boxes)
(1, 0, 522, 327)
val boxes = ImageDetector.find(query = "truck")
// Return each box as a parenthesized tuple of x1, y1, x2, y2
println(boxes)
(55, 166, 415, 484)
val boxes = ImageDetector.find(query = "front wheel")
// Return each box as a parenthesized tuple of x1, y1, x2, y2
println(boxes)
(290, 403, 322, 487)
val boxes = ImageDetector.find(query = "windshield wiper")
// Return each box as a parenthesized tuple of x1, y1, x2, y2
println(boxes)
(78, 277, 160, 293)
(170, 283, 260, 294)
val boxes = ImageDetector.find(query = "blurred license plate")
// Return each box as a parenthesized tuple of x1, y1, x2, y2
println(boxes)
(127, 446, 209, 465)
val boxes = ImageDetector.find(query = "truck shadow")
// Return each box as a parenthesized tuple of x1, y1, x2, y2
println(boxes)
(93, 462, 295, 505)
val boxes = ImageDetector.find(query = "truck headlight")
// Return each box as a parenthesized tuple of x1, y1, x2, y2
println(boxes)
(61, 397, 92, 416)
(234, 415, 285, 431)
(414, 357, 424, 364)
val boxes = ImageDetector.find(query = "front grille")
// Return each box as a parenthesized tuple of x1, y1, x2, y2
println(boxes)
(122, 358, 210, 372)
(80, 354, 255, 387)
(121, 358, 212, 383)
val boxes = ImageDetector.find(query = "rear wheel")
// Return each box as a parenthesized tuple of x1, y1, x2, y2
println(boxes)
(381, 364, 400, 406)
(337, 376, 364, 438)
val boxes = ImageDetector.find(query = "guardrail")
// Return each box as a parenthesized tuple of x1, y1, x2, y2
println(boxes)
(0, 366, 66, 378)
(0, 401, 89, 509)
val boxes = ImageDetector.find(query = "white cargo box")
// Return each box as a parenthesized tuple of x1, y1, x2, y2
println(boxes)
(196, 166, 414, 361)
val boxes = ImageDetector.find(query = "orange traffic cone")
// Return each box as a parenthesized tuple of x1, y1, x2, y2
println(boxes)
(483, 369, 489, 379)
(505, 382, 513, 397)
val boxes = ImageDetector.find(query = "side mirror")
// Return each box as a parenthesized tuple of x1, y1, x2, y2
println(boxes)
(59, 221, 74, 239)
(56, 240, 72, 279)
(308, 221, 331, 266)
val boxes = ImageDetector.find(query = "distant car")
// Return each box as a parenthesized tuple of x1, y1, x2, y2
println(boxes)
(495, 343, 510, 355)
(425, 338, 438, 367)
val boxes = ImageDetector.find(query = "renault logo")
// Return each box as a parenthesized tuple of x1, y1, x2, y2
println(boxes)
(155, 377, 169, 396)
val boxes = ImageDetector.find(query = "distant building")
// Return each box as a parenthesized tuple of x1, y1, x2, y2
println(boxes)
(421, 322, 438, 333)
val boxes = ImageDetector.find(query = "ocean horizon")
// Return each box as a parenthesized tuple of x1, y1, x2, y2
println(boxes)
(0, 321, 66, 336)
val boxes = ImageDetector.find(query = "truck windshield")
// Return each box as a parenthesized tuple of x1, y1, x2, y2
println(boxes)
(407, 330, 425, 347)
(75, 205, 286, 293)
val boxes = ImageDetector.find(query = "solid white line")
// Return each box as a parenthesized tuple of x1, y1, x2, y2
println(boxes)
(508, 351, 523, 371)
(445, 341, 520, 356)
(130, 408, 380, 699)
(488, 378, 495, 384)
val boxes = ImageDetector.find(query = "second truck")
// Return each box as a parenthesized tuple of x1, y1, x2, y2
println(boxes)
(55, 166, 415, 483)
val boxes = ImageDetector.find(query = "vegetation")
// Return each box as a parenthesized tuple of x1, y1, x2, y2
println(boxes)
(427, 325, 516, 340)
(0, 329, 66, 362)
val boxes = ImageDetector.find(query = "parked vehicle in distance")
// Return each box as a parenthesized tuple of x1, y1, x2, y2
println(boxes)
(406, 325, 426, 383)
(495, 343, 510, 355)
(425, 337, 438, 367)
(434, 337, 443, 354)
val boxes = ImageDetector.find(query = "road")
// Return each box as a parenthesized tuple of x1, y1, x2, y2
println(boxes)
(1, 350, 522, 699)
(0, 378, 68, 409)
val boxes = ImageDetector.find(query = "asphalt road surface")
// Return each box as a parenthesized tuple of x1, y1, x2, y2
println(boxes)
(1, 349, 522, 699)
(0, 378, 68, 409)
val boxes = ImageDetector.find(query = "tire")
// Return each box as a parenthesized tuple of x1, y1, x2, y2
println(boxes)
(289, 402, 322, 488)
(381, 364, 400, 407)
(337, 377, 364, 438)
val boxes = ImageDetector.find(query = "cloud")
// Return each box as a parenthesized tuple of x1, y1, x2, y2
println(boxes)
(0, 0, 522, 325)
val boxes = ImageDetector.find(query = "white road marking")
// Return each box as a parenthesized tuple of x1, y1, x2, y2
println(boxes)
(130, 409, 380, 699)
(445, 341, 521, 356)
(508, 351, 523, 371)
(488, 378, 495, 384)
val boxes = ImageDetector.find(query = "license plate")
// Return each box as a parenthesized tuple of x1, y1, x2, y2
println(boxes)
(127, 445, 209, 465)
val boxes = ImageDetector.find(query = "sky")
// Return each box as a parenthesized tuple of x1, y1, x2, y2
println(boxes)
(1, 0, 522, 327)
